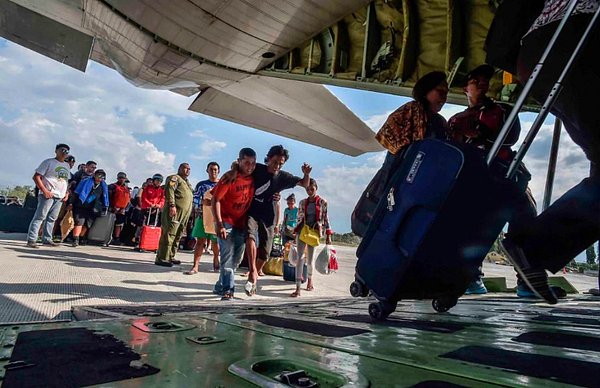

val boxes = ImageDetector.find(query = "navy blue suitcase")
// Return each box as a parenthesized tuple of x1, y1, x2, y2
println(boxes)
(283, 261, 308, 284)
(351, 139, 527, 318)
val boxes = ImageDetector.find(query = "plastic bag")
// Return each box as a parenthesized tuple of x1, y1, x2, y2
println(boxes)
(316, 244, 337, 275)
(287, 243, 299, 267)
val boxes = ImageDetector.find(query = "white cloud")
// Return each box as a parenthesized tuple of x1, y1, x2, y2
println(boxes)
(364, 110, 393, 131)
(517, 118, 590, 211)
(189, 129, 207, 138)
(0, 40, 187, 187)
(191, 139, 227, 160)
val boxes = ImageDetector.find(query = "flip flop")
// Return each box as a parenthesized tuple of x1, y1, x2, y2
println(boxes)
(184, 269, 199, 275)
(290, 291, 301, 297)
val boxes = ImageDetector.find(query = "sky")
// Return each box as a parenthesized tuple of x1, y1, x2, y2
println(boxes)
(0, 38, 592, 240)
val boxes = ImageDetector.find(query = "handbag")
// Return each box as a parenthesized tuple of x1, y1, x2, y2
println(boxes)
(299, 224, 320, 247)
(262, 257, 284, 276)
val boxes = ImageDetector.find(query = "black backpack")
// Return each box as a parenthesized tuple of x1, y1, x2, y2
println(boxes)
(485, 0, 545, 75)
(351, 150, 405, 237)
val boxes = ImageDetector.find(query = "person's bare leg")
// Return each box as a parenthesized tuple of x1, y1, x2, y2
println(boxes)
(72, 225, 83, 238)
(246, 238, 258, 283)
(190, 237, 206, 272)
(211, 240, 220, 271)
(114, 225, 122, 239)
(256, 258, 267, 276)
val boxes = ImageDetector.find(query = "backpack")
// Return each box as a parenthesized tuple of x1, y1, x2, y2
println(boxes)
(351, 149, 405, 237)
(485, 0, 545, 74)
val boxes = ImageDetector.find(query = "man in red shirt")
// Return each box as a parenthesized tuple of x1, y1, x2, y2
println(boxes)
(211, 148, 256, 300)
(108, 172, 131, 244)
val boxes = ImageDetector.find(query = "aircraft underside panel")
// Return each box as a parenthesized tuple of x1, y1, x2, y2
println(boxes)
(0, 0, 93, 71)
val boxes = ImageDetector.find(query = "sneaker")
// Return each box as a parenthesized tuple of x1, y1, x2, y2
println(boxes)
(518, 285, 567, 299)
(171, 259, 181, 265)
(244, 281, 256, 297)
(26, 241, 39, 249)
(221, 292, 233, 301)
(43, 241, 60, 247)
(500, 239, 557, 304)
(464, 279, 488, 295)
(71, 240, 79, 248)
(516, 285, 537, 298)
(154, 260, 173, 268)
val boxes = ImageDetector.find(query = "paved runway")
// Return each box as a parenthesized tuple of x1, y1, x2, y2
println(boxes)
(0, 232, 597, 323)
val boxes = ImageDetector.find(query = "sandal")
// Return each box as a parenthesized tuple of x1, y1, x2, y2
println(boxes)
(258, 270, 265, 277)
(290, 290, 301, 297)
(183, 269, 199, 275)
(306, 286, 314, 291)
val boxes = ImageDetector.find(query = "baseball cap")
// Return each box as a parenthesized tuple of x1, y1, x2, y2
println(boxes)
(466, 64, 495, 82)
(95, 169, 106, 179)
(65, 156, 75, 163)
(117, 172, 127, 179)
(152, 173, 164, 181)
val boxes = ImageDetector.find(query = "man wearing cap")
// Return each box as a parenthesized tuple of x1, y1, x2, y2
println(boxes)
(71, 169, 110, 247)
(26, 143, 72, 248)
(448, 64, 539, 298)
(52, 154, 76, 238)
(108, 172, 131, 244)
(155, 163, 194, 267)
(64, 156, 76, 179)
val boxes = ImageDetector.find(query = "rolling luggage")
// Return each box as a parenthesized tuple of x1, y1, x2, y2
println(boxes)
(283, 261, 308, 284)
(87, 212, 115, 246)
(139, 209, 161, 251)
(351, 139, 529, 318)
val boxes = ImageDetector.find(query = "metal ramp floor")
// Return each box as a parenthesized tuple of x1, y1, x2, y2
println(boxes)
(0, 294, 598, 387)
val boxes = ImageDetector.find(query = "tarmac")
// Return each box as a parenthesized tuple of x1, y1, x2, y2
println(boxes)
(0, 232, 598, 324)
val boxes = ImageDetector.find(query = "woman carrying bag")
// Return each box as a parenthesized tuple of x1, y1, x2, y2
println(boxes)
(291, 178, 332, 297)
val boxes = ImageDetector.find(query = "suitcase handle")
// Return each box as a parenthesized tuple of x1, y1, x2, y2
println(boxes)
(146, 207, 160, 226)
(486, 0, 599, 178)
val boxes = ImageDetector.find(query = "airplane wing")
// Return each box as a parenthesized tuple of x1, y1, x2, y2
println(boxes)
(189, 76, 381, 156)
(0, 0, 378, 156)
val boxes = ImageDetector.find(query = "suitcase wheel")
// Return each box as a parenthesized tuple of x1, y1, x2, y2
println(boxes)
(432, 297, 458, 313)
(349, 281, 369, 298)
(368, 301, 395, 320)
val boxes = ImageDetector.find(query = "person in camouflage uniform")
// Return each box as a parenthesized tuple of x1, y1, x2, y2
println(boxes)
(155, 163, 193, 267)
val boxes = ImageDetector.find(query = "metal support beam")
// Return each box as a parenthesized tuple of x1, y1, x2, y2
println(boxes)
(542, 117, 562, 211)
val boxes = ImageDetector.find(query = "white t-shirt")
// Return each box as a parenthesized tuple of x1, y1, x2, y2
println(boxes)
(35, 158, 70, 198)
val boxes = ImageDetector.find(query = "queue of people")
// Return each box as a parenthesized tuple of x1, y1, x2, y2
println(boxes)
(25, 143, 334, 300)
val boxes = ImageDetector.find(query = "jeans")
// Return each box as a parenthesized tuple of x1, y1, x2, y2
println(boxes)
(214, 223, 245, 294)
(27, 195, 63, 243)
(513, 15, 600, 272)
